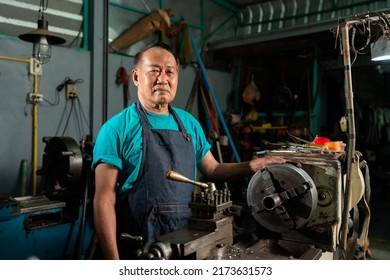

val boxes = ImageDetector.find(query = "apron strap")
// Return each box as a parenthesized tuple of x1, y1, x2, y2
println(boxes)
(136, 101, 191, 142)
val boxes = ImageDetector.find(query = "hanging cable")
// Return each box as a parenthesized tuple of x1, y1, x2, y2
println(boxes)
(53, 77, 89, 140)
(62, 101, 74, 136)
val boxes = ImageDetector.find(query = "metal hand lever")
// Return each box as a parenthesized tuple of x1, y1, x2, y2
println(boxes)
(166, 170, 217, 195)
(166, 170, 209, 188)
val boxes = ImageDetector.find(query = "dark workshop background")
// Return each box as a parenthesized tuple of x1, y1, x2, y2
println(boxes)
(0, 0, 389, 258)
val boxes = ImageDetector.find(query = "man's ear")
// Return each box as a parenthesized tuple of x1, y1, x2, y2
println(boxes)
(132, 69, 139, 86)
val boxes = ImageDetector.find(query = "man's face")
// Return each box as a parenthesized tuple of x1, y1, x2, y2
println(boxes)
(132, 47, 179, 110)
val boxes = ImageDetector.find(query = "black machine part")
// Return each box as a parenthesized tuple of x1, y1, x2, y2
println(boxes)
(37, 136, 84, 190)
(247, 164, 318, 233)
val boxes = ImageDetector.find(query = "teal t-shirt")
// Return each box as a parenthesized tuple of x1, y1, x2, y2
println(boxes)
(92, 102, 211, 196)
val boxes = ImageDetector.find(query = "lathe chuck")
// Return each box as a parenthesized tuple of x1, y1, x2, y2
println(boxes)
(38, 137, 84, 190)
(247, 164, 318, 233)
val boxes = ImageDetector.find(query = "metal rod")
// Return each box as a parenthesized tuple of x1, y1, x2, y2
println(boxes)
(32, 74, 39, 195)
(166, 170, 208, 188)
(189, 30, 242, 162)
(339, 19, 359, 251)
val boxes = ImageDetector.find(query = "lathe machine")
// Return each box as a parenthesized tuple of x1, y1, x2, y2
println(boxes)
(0, 136, 370, 260)
(130, 143, 370, 260)
(0, 136, 95, 260)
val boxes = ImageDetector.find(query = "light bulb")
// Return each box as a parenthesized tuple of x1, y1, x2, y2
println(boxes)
(33, 36, 51, 64)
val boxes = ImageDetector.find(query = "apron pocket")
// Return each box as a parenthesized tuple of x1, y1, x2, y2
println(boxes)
(146, 204, 192, 240)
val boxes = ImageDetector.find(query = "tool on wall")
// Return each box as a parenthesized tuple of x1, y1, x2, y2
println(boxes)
(189, 29, 241, 163)
(242, 74, 261, 106)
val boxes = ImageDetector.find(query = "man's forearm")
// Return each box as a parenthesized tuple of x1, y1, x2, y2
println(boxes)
(202, 154, 286, 182)
(94, 204, 120, 259)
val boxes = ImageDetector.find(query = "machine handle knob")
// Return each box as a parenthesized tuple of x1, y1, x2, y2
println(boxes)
(166, 170, 208, 189)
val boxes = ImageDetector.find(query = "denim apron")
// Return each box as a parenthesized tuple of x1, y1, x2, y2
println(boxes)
(117, 101, 195, 255)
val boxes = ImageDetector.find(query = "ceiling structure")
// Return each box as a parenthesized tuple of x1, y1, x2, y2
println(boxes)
(207, 0, 390, 50)
(196, 0, 390, 72)
(0, 0, 389, 59)
(0, 0, 84, 48)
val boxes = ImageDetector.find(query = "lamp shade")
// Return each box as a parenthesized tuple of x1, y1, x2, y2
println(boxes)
(18, 19, 66, 45)
(18, 18, 66, 64)
(371, 35, 390, 61)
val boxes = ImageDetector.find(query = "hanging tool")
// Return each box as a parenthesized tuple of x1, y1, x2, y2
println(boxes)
(108, 9, 174, 52)
(185, 69, 201, 112)
(115, 66, 130, 108)
(186, 20, 212, 115)
(189, 29, 241, 163)
(242, 74, 261, 106)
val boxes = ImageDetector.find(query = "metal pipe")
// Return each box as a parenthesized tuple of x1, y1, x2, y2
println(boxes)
(0, 55, 35, 194)
(336, 14, 388, 252)
(339, 19, 360, 250)
(32, 74, 39, 195)
(190, 29, 241, 162)
(82, 0, 89, 50)
(103, 0, 108, 122)
(208, 13, 235, 39)
(0, 56, 31, 63)
(331, 13, 388, 250)
(211, 0, 239, 13)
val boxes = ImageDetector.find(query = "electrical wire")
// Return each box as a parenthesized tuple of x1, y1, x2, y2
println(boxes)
(76, 97, 90, 133)
(61, 100, 74, 136)
(73, 100, 82, 138)
(67, 3, 84, 47)
(55, 98, 69, 136)
(53, 77, 89, 140)
(336, 12, 390, 66)
(42, 88, 61, 106)
(58, 97, 89, 140)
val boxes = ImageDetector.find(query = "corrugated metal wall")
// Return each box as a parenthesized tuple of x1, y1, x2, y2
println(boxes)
(208, 0, 390, 49)
(1, 0, 389, 51)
